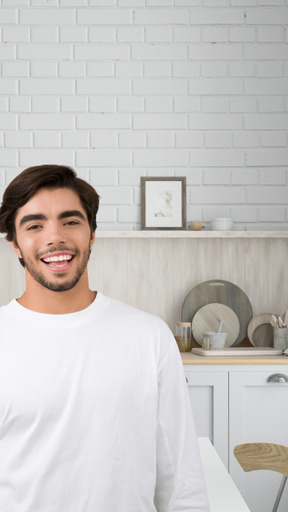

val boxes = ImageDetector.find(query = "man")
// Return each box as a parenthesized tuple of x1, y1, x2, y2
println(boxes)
(0, 165, 210, 511)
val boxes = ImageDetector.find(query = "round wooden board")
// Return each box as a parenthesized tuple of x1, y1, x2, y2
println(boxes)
(191, 303, 240, 347)
(247, 313, 275, 347)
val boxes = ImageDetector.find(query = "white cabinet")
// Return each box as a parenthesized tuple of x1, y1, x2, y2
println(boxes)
(185, 369, 229, 468)
(184, 364, 288, 512)
(229, 369, 288, 512)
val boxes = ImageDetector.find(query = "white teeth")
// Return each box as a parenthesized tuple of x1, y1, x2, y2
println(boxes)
(43, 255, 72, 263)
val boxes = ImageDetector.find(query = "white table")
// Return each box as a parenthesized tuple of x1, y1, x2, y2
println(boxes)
(198, 438, 250, 512)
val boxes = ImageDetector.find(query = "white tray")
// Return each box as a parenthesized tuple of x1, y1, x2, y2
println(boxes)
(192, 347, 283, 357)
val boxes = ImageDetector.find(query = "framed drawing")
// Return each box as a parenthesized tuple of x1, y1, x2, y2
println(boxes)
(141, 177, 186, 230)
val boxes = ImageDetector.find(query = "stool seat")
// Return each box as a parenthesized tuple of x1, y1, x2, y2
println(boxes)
(234, 443, 288, 512)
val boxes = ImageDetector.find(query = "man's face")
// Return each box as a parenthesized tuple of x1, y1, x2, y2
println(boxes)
(12, 187, 95, 292)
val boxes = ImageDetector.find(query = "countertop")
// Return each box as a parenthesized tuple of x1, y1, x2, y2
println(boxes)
(198, 437, 250, 512)
(181, 352, 288, 365)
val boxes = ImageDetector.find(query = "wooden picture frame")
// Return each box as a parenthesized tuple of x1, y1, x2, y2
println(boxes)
(141, 177, 186, 230)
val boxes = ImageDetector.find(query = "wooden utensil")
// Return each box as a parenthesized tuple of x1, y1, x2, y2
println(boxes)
(269, 314, 278, 328)
(283, 310, 288, 326)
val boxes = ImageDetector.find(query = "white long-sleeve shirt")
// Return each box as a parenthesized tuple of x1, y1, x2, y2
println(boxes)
(0, 293, 210, 511)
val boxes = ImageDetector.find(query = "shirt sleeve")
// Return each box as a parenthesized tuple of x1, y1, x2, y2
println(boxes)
(154, 340, 210, 512)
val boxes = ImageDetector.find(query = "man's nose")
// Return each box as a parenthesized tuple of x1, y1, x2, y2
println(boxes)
(47, 223, 66, 245)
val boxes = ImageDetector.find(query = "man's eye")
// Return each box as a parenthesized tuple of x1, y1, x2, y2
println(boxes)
(27, 224, 41, 231)
(64, 220, 80, 226)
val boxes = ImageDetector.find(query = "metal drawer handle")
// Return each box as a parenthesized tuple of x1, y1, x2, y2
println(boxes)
(185, 377, 188, 384)
(267, 373, 288, 383)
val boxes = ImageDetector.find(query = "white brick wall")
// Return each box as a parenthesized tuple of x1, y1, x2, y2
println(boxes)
(0, 0, 287, 231)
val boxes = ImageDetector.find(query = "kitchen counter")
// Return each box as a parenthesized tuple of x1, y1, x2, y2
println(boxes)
(181, 352, 288, 365)
(198, 437, 250, 512)
(184, 351, 288, 474)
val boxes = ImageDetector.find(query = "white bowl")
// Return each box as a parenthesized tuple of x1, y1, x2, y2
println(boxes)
(203, 332, 227, 350)
(211, 217, 233, 231)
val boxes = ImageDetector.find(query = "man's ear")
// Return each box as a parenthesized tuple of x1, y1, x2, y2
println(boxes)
(90, 231, 96, 249)
(11, 240, 21, 259)
(11, 240, 25, 267)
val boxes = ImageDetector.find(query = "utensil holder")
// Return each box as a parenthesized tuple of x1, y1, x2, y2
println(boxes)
(273, 327, 288, 350)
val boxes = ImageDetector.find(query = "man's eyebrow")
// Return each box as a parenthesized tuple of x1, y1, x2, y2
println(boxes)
(19, 210, 86, 227)
(19, 214, 47, 227)
(58, 210, 86, 221)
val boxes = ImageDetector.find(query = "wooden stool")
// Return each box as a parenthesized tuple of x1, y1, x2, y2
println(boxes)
(234, 443, 288, 512)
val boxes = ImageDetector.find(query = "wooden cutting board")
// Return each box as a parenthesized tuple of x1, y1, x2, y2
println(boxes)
(192, 347, 283, 357)
(191, 303, 240, 347)
(182, 279, 253, 346)
(247, 313, 275, 347)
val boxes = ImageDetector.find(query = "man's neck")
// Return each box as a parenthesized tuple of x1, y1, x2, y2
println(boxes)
(17, 274, 97, 314)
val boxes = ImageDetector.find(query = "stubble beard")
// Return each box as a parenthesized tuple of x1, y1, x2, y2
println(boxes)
(18, 246, 91, 293)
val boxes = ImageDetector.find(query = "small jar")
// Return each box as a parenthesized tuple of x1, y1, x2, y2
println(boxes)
(175, 322, 192, 352)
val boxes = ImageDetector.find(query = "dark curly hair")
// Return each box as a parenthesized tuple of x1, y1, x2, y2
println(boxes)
(0, 165, 100, 242)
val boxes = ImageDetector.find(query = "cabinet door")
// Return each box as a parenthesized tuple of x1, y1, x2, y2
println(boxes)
(185, 370, 229, 468)
(229, 369, 288, 512)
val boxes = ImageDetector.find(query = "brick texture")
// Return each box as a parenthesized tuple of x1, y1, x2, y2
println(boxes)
(0, 1, 287, 231)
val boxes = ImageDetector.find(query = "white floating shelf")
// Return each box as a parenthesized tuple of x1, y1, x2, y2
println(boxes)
(94, 230, 288, 239)
(1, 230, 288, 240)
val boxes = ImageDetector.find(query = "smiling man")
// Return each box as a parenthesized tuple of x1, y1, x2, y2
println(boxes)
(0, 165, 210, 512)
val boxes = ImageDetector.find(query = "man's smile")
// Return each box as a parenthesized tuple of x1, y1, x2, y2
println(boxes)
(42, 254, 73, 263)
(40, 251, 76, 273)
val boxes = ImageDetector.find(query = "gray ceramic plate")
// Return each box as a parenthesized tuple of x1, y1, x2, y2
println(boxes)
(181, 279, 253, 346)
